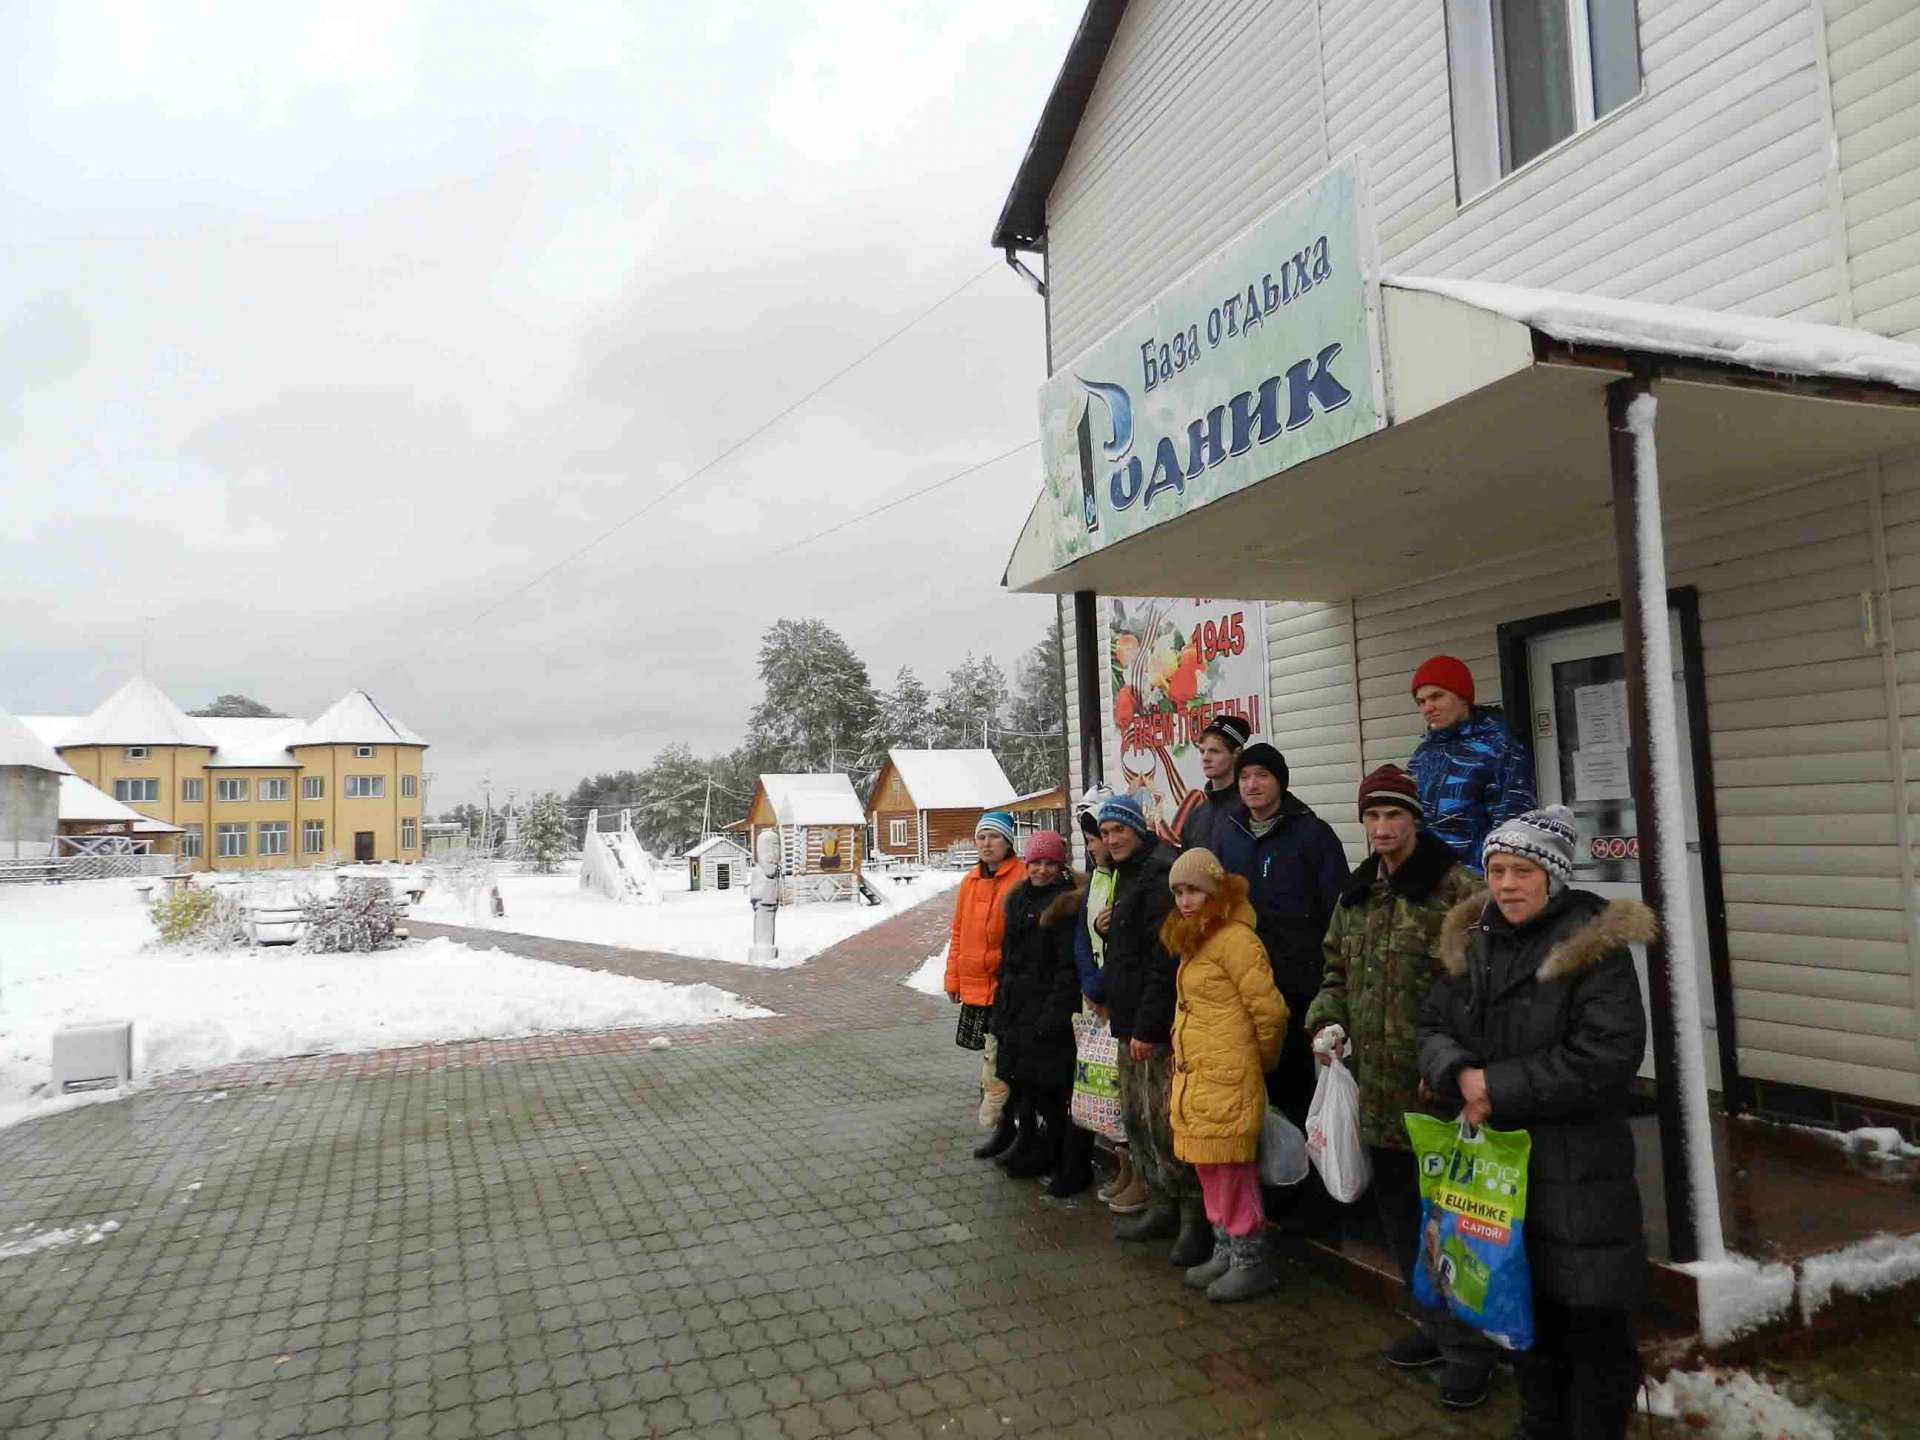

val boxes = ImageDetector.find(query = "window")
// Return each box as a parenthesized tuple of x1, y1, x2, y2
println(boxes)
(401, 774, 417, 799)
(217, 778, 249, 802)
(181, 824, 202, 860)
(1446, 0, 1642, 198)
(304, 820, 326, 854)
(345, 775, 385, 799)
(888, 819, 910, 848)
(354, 746, 375, 758)
(125, 746, 149, 761)
(401, 818, 417, 850)
(113, 778, 159, 804)
(258, 779, 289, 802)
(257, 822, 289, 857)
(303, 776, 324, 800)
(181, 778, 204, 804)
(216, 823, 248, 858)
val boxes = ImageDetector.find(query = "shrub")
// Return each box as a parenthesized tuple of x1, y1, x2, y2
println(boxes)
(298, 879, 398, 954)
(148, 887, 248, 950)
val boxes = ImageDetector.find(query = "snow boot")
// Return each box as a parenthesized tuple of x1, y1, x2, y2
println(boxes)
(1183, 1226, 1232, 1289)
(1167, 1196, 1213, 1268)
(1115, 1197, 1178, 1243)
(1046, 1127, 1096, 1198)
(1105, 1171, 1150, 1214)
(1206, 1232, 1280, 1303)
(1001, 1113, 1058, 1180)
(1097, 1148, 1135, 1203)
(972, 1108, 1018, 1160)
(992, 1095, 1035, 1169)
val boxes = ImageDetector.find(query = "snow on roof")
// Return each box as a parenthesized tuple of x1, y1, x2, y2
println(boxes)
(294, 690, 428, 748)
(0, 707, 71, 774)
(58, 773, 152, 825)
(1386, 276, 1920, 392)
(685, 835, 751, 859)
(58, 676, 217, 749)
(885, 750, 1017, 811)
(758, 774, 865, 827)
(194, 717, 310, 768)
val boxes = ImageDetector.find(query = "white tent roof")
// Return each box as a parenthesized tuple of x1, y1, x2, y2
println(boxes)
(0, 706, 71, 774)
(57, 773, 181, 829)
(58, 676, 216, 749)
(886, 749, 1016, 811)
(685, 835, 751, 860)
(758, 774, 865, 827)
(295, 690, 428, 748)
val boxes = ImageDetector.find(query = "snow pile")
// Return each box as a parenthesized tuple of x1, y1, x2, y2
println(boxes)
(0, 1219, 120, 1261)
(0, 879, 767, 1132)
(904, 945, 950, 997)
(1640, 1367, 1835, 1439)
(414, 869, 963, 968)
(1797, 1232, 1920, 1323)
(1678, 1256, 1797, 1347)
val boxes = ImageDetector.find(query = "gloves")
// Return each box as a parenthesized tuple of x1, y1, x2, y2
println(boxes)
(1312, 1024, 1348, 1060)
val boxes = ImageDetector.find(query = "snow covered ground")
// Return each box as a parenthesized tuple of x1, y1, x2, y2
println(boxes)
(1641, 1366, 1836, 1439)
(0, 879, 768, 1133)
(412, 868, 963, 968)
(903, 945, 950, 996)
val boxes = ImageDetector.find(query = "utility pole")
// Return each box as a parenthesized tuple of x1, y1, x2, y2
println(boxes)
(701, 777, 713, 839)
(480, 778, 492, 855)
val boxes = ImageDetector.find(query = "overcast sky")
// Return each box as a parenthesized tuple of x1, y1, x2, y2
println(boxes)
(2, 1, 1082, 809)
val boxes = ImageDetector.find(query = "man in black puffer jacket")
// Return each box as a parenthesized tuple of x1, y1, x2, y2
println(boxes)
(1419, 806, 1651, 1440)
(1092, 795, 1207, 1266)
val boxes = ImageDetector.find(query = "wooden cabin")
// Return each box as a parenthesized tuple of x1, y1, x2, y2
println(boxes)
(746, 774, 866, 903)
(685, 834, 751, 892)
(866, 749, 1016, 865)
(1006, 786, 1069, 840)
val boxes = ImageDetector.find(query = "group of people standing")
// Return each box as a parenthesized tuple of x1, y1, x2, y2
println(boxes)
(944, 656, 1654, 1440)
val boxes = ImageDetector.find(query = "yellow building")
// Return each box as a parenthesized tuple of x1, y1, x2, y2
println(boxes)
(25, 678, 429, 872)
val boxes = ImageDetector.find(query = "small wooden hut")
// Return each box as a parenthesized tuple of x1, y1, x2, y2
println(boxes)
(685, 834, 751, 892)
(866, 749, 1016, 865)
(746, 774, 866, 903)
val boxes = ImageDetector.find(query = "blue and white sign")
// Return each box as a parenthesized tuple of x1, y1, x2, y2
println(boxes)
(1037, 159, 1381, 570)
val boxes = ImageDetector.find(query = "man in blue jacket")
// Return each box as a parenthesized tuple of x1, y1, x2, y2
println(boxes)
(1406, 655, 1536, 873)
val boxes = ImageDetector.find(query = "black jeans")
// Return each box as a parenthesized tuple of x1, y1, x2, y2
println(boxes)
(1512, 1301, 1641, 1440)
(1368, 1145, 1497, 1372)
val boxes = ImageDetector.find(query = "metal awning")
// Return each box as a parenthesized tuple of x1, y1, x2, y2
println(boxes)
(1004, 279, 1920, 599)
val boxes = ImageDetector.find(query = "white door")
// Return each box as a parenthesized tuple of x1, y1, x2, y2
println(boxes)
(1526, 616, 1722, 1091)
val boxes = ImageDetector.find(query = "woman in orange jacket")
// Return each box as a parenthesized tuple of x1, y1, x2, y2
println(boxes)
(946, 812, 1028, 1149)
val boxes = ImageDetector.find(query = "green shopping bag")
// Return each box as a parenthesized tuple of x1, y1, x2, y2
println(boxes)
(1403, 1114, 1535, 1351)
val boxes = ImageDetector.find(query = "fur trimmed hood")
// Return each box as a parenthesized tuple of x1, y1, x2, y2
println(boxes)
(1158, 873, 1259, 959)
(1440, 889, 1658, 982)
(1040, 876, 1085, 928)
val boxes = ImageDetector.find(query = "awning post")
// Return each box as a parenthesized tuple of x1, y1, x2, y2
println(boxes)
(1073, 591, 1103, 789)
(1608, 368, 1726, 1266)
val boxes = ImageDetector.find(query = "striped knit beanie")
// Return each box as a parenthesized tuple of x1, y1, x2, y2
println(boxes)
(1483, 805, 1579, 890)
(1357, 764, 1422, 820)
(1095, 794, 1153, 838)
(975, 812, 1017, 846)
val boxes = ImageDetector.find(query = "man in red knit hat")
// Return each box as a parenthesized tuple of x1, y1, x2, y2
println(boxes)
(1406, 655, 1535, 873)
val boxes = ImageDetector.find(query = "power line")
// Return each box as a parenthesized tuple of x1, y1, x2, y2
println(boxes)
(768, 437, 1038, 557)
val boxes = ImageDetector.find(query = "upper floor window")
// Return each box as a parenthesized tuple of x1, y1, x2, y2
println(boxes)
(303, 776, 324, 800)
(354, 745, 375, 758)
(401, 775, 417, 799)
(1446, 0, 1642, 199)
(181, 778, 204, 804)
(346, 775, 385, 799)
(114, 778, 159, 804)
(217, 778, 249, 803)
(125, 746, 149, 761)
(258, 779, 290, 802)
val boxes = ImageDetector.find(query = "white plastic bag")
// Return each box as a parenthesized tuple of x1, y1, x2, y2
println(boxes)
(1256, 1106, 1309, 1187)
(1304, 1055, 1372, 1203)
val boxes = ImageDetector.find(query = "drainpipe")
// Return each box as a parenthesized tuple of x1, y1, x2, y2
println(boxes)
(1608, 364, 1725, 1266)
(1003, 248, 1045, 298)
(1073, 591, 1103, 790)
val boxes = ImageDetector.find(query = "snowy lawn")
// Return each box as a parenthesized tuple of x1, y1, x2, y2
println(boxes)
(0, 879, 768, 1133)
(413, 868, 963, 968)
(903, 945, 949, 997)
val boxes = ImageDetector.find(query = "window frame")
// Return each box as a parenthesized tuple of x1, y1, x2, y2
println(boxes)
(181, 824, 203, 860)
(216, 777, 250, 803)
(303, 819, 326, 855)
(258, 778, 290, 802)
(401, 817, 417, 850)
(257, 821, 290, 857)
(888, 818, 910, 848)
(181, 778, 204, 804)
(113, 778, 160, 804)
(125, 746, 149, 761)
(345, 775, 386, 799)
(401, 774, 417, 799)
(353, 745, 375, 759)
(216, 822, 249, 858)
(303, 776, 324, 800)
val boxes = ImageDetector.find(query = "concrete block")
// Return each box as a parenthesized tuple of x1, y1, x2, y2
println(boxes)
(52, 1020, 133, 1092)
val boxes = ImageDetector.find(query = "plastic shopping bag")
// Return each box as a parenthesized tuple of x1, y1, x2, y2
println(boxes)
(1404, 1114, 1535, 1351)
(1256, 1107, 1309, 1187)
(1303, 1055, 1372, 1202)
(1069, 1012, 1126, 1142)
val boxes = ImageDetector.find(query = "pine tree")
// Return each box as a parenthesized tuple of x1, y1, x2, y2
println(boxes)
(858, 666, 935, 787)
(997, 618, 1068, 794)
(932, 653, 1009, 750)
(520, 793, 573, 873)
(634, 744, 711, 856)
(747, 618, 878, 774)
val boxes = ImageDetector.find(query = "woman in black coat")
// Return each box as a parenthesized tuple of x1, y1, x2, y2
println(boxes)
(1417, 806, 1652, 1440)
(991, 831, 1092, 1195)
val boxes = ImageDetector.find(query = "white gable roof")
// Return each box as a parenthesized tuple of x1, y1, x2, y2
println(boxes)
(0, 707, 71, 773)
(886, 749, 1016, 811)
(59, 676, 216, 749)
(685, 835, 751, 860)
(295, 690, 427, 747)
(759, 773, 865, 826)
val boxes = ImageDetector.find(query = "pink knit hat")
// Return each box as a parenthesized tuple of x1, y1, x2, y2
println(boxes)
(1023, 830, 1067, 865)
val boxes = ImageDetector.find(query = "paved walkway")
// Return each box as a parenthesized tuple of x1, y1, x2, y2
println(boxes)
(3, 895, 1531, 1439)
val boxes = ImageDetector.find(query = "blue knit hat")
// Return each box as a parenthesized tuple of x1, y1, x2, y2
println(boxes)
(1095, 795, 1153, 838)
(975, 811, 1017, 846)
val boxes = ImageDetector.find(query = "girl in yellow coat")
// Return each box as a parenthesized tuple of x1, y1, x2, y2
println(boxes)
(1161, 848, 1290, 1302)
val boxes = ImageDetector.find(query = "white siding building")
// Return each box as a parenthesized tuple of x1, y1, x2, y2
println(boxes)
(995, 0, 1920, 1178)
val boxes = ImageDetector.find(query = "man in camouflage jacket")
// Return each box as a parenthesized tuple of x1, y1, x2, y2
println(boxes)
(1303, 766, 1496, 1403)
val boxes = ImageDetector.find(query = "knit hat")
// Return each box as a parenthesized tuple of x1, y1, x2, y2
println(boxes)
(1198, 714, 1252, 751)
(1483, 805, 1579, 888)
(1411, 655, 1475, 706)
(1357, 764, 1422, 820)
(1095, 794, 1153, 838)
(976, 811, 1017, 846)
(1023, 830, 1067, 865)
(1169, 847, 1226, 897)
(1233, 737, 1288, 789)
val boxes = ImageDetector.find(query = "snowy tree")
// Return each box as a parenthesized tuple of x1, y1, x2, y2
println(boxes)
(997, 619, 1068, 795)
(635, 745, 711, 855)
(932, 653, 1009, 751)
(519, 792, 573, 873)
(189, 693, 286, 718)
(747, 618, 878, 774)
(858, 667, 935, 787)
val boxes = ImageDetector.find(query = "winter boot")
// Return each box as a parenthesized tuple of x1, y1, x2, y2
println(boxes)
(972, 1108, 1018, 1160)
(1183, 1226, 1232, 1289)
(1105, 1171, 1151, 1214)
(992, 1095, 1035, 1169)
(1115, 1197, 1178, 1243)
(1205, 1231, 1280, 1304)
(1167, 1196, 1213, 1268)
(1002, 1117, 1060, 1179)
(1046, 1127, 1096, 1198)
(1097, 1147, 1135, 1203)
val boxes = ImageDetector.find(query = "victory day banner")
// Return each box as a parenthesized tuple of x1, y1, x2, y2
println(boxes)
(1109, 597, 1269, 844)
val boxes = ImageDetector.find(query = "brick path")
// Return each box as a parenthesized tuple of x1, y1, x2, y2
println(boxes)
(0, 891, 1536, 1438)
